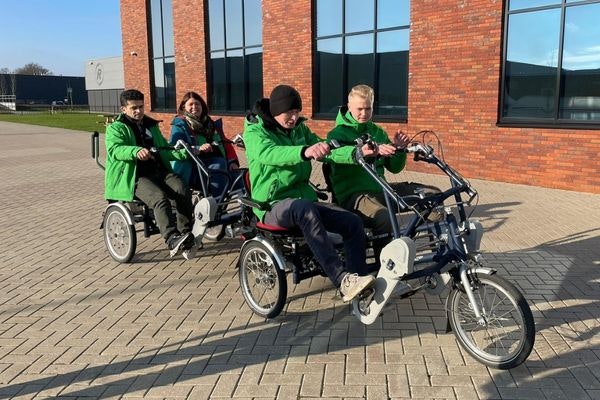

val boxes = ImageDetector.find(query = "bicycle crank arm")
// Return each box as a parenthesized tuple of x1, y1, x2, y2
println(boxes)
(352, 237, 416, 324)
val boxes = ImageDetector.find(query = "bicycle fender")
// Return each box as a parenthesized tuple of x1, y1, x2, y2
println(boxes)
(238, 236, 287, 271)
(353, 237, 416, 325)
(103, 203, 135, 226)
(464, 219, 483, 253)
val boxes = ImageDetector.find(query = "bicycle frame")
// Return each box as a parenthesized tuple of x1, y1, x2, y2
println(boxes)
(175, 139, 248, 230)
(351, 135, 491, 324)
(352, 137, 481, 281)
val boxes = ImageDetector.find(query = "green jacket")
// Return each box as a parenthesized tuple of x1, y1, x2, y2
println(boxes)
(104, 114, 188, 201)
(327, 107, 407, 206)
(244, 99, 355, 221)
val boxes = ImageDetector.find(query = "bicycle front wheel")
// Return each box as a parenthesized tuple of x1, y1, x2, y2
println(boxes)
(447, 273, 535, 369)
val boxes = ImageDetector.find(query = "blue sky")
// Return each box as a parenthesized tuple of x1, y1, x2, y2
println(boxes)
(0, 0, 122, 77)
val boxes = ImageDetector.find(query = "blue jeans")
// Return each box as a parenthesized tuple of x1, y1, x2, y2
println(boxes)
(204, 156, 229, 199)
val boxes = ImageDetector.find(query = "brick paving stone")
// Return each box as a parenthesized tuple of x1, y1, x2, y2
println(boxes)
(1, 122, 600, 399)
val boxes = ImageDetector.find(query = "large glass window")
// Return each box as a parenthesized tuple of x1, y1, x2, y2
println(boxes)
(501, 0, 600, 124)
(208, 0, 263, 113)
(315, 0, 410, 119)
(149, 0, 176, 111)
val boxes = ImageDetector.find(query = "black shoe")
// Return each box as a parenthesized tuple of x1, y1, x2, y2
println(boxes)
(167, 232, 192, 257)
(181, 232, 195, 249)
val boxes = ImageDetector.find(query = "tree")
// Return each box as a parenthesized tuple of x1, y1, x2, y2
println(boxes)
(0, 67, 10, 74)
(14, 63, 52, 76)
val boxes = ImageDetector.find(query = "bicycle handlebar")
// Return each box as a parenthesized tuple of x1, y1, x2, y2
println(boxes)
(353, 133, 477, 209)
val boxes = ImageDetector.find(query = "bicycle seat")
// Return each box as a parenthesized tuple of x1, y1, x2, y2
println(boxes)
(256, 221, 295, 233)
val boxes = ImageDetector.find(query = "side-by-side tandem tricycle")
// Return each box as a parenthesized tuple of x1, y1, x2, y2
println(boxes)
(236, 132, 535, 370)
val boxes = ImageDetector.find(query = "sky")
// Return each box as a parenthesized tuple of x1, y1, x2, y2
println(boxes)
(0, 0, 122, 77)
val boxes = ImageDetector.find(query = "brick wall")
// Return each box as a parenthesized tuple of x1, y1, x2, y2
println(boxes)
(120, 0, 600, 193)
(120, 1, 151, 100)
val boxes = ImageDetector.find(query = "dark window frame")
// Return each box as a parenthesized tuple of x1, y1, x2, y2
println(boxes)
(206, 0, 263, 115)
(499, 0, 600, 129)
(148, 0, 177, 112)
(312, 0, 410, 121)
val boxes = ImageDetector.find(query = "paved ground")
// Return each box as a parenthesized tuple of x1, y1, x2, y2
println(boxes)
(0, 121, 599, 399)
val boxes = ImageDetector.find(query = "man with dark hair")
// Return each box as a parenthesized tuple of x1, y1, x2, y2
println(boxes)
(243, 84, 375, 301)
(104, 89, 196, 259)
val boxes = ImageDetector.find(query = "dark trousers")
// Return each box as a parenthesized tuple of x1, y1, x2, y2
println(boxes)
(264, 198, 367, 287)
(135, 172, 194, 241)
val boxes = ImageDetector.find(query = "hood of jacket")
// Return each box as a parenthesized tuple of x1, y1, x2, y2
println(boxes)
(334, 105, 372, 136)
(246, 98, 307, 133)
(115, 113, 161, 131)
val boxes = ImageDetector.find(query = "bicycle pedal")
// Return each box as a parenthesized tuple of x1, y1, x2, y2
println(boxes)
(357, 287, 375, 315)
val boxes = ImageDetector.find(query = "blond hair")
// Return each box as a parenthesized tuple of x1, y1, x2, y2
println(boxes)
(348, 84, 374, 104)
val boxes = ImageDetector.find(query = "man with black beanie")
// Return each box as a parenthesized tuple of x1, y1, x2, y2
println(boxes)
(242, 84, 375, 302)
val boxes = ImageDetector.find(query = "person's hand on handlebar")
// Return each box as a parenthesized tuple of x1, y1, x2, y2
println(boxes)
(136, 148, 152, 161)
(392, 130, 411, 149)
(361, 143, 378, 157)
(197, 143, 213, 154)
(304, 142, 330, 160)
(377, 143, 397, 157)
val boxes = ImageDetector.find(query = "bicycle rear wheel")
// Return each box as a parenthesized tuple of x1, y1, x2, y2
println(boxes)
(238, 241, 287, 318)
(447, 273, 535, 369)
(103, 205, 136, 263)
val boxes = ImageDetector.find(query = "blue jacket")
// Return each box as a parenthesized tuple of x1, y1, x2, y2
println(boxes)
(169, 115, 230, 185)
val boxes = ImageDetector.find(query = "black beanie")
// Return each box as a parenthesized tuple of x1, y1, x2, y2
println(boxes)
(269, 85, 302, 116)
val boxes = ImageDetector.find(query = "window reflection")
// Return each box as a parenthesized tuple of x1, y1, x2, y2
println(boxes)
(150, 0, 163, 57)
(345, 0, 374, 33)
(317, 0, 342, 37)
(509, 0, 560, 11)
(502, 1, 600, 123)
(377, 0, 409, 29)
(560, 3, 600, 120)
(227, 49, 244, 111)
(246, 47, 263, 106)
(208, 0, 263, 112)
(162, 1, 174, 57)
(244, 0, 262, 47)
(315, 0, 410, 118)
(149, 0, 176, 110)
(210, 52, 226, 110)
(377, 29, 409, 117)
(225, 0, 243, 49)
(503, 9, 560, 119)
(208, 0, 224, 50)
(346, 34, 374, 90)
(317, 38, 343, 113)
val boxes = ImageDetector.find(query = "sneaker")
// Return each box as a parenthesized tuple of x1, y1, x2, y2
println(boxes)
(182, 246, 197, 260)
(181, 234, 198, 260)
(167, 232, 192, 257)
(340, 273, 376, 302)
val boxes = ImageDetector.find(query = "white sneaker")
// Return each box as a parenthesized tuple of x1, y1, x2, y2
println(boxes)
(340, 273, 376, 302)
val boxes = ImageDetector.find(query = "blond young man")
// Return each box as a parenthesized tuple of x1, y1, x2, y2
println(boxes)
(327, 84, 440, 239)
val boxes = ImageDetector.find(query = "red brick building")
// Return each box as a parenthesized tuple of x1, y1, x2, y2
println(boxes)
(119, 0, 600, 193)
